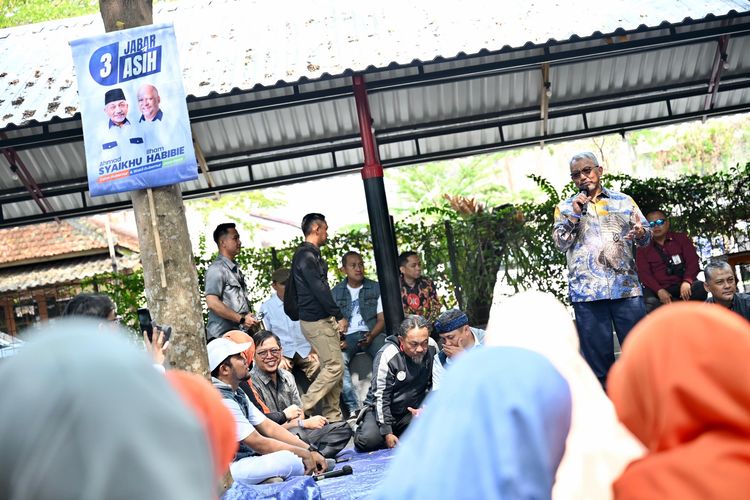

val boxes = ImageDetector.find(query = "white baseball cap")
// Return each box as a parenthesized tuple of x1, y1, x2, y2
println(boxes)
(207, 338, 252, 372)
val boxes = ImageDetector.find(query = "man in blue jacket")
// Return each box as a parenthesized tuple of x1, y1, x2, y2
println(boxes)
(332, 251, 386, 417)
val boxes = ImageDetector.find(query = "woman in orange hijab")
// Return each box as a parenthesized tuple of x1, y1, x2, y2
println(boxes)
(166, 371, 238, 482)
(608, 302, 750, 500)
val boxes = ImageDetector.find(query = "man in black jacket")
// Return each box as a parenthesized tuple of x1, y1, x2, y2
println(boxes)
(290, 213, 348, 422)
(354, 315, 438, 452)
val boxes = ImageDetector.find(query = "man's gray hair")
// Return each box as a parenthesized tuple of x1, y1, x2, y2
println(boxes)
(398, 315, 431, 337)
(569, 151, 599, 167)
(704, 260, 733, 282)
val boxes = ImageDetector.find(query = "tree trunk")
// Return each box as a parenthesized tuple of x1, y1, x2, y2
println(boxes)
(100, 0, 152, 28)
(131, 187, 209, 375)
(99, 0, 209, 377)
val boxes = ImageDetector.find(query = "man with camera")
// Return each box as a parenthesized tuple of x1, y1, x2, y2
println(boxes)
(205, 223, 259, 340)
(636, 210, 707, 313)
(553, 152, 650, 388)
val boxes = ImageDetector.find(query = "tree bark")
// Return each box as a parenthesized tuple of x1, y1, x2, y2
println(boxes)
(131, 187, 209, 375)
(100, 0, 209, 376)
(100, 0, 152, 28)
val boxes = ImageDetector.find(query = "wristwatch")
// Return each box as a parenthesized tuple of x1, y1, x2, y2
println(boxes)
(307, 444, 320, 453)
(239, 315, 246, 325)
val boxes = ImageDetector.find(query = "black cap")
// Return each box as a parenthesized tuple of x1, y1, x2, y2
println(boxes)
(104, 88, 126, 105)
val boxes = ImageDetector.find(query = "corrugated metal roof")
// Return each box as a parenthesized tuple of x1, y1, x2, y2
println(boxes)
(1, 0, 747, 127)
(2, 0, 750, 226)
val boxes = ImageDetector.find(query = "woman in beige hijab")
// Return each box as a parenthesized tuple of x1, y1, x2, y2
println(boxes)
(486, 291, 643, 500)
(0, 319, 215, 500)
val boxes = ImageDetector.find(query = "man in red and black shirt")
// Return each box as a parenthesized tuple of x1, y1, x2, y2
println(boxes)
(636, 210, 707, 313)
(398, 251, 441, 323)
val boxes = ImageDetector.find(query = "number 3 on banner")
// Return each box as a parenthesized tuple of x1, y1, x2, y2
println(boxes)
(89, 42, 119, 86)
(100, 52, 112, 78)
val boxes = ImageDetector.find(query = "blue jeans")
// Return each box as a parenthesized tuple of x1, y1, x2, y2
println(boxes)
(341, 331, 385, 413)
(572, 297, 646, 388)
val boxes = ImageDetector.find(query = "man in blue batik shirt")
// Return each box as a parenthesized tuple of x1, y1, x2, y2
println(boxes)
(553, 152, 650, 388)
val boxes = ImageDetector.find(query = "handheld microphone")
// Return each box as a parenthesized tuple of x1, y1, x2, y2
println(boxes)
(313, 465, 353, 481)
(579, 187, 589, 215)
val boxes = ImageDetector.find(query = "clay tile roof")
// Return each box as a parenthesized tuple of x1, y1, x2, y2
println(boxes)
(0, 217, 139, 267)
(0, 254, 141, 293)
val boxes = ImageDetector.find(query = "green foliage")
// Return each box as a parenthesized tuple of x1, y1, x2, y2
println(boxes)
(0, 0, 99, 28)
(0, 0, 173, 29)
(385, 151, 527, 216)
(80, 269, 145, 332)
(186, 190, 284, 246)
(626, 117, 750, 175)
(605, 162, 750, 242)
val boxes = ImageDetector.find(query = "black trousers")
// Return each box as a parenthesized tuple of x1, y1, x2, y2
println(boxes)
(353, 408, 413, 452)
(643, 280, 708, 313)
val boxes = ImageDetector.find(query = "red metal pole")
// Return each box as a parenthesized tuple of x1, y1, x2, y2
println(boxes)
(352, 75, 383, 179)
(351, 74, 404, 334)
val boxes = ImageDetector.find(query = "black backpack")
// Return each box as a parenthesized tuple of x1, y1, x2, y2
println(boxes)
(284, 248, 301, 321)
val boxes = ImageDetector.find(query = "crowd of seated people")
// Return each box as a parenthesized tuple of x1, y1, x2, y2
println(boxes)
(3, 200, 748, 499)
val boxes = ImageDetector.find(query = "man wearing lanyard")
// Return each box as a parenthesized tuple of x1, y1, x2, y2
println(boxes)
(636, 210, 707, 312)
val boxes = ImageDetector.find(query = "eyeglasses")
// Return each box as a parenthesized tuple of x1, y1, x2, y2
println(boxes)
(256, 348, 281, 358)
(648, 219, 667, 227)
(569, 166, 598, 180)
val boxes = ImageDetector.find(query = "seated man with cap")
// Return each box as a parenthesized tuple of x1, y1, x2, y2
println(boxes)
(431, 308, 486, 391)
(208, 338, 328, 485)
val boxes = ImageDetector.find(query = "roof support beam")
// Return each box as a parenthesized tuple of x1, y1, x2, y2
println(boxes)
(5, 18, 750, 150)
(540, 63, 551, 146)
(703, 35, 730, 121)
(3, 99, 749, 229)
(5, 75, 750, 208)
(0, 134, 55, 219)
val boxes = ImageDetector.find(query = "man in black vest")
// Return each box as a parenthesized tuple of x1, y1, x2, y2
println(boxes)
(208, 338, 327, 485)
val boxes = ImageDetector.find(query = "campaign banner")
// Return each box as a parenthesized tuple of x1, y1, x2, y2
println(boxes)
(70, 23, 198, 197)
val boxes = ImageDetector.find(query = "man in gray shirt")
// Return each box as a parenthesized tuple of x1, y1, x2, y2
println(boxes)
(204, 223, 258, 339)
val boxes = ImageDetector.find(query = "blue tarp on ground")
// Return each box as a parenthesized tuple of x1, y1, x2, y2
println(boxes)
(222, 448, 395, 500)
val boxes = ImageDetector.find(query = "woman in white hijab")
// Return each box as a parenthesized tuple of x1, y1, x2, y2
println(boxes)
(0, 319, 215, 500)
(486, 291, 644, 500)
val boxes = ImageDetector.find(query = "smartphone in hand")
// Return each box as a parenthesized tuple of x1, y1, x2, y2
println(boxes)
(138, 308, 172, 343)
